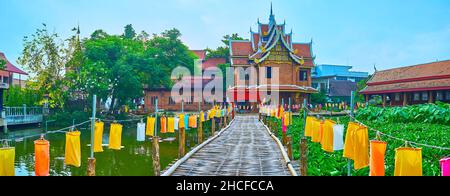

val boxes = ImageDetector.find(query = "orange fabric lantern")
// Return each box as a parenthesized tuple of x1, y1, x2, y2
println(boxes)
(160, 117, 167, 134)
(312, 119, 324, 143)
(34, 138, 50, 176)
(370, 140, 387, 176)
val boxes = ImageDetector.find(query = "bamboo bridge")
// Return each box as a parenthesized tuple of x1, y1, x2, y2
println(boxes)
(162, 115, 297, 176)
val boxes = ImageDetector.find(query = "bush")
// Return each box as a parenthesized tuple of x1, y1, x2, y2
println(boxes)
(357, 102, 450, 125)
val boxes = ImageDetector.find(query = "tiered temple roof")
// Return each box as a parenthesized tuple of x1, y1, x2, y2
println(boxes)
(360, 60, 450, 94)
(229, 5, 315, 67)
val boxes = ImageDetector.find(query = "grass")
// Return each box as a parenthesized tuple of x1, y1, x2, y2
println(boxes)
(265, 113, 450, 176)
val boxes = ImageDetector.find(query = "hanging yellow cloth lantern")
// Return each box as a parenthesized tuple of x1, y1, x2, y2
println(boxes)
(109, 123, 123, 150)
(200, 111, 205, 122)
(34, 138, 50, 176)
(65, 131, 81, 167)
(167, 117, 175, 133)
(0, 145, 15, 176)
(94, 121, 104, 153)
(304, 116, 314, 137)
(146, 117, 155, 136)
(284, 112, 290, 126)
(179, 114, 185, 129)
(394, 147, 422, 176)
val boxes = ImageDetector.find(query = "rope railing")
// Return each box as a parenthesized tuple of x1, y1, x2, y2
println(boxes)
(301, 106, 450, 151)
(1, 120, 91, 143)
(97, 118, 144, 123)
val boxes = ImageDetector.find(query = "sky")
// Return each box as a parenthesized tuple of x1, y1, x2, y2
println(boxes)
(1, 0, 450, 75)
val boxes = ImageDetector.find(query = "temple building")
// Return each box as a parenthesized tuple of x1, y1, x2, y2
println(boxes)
(143, 49, 226, 112)
(228, 5, 317, 109)
(0, 52, 28, 88)
(360, 60, 450, 106)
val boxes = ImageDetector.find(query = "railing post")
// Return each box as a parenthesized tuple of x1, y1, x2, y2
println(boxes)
(23, 104, 26, 116)
(347, 91, 356, 176)
(300, 138, 308, 176)
(152, 136, 161, 176)
(87, 95, 97, 176)
(178, 127, 186, 158)
(211, 117, 215, 136)
(287, 136, 293, 160)
(300, 99, 308, 176)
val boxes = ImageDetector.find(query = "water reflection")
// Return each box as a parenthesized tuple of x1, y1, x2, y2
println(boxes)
(1, 122, 211, 176)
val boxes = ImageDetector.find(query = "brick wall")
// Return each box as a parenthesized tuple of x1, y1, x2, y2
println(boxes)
(144, 90, 215, 112)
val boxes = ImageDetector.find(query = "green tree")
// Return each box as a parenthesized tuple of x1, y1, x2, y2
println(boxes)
(136, 30, 150, 42)
(123, 24, 136, 39)
(17, 24, 77, 108)
(356, 75, 371, 103)
(205, 33, 245, 62)
(0, 59, 5, 70)
(311, 89, 328, 105)
(144, 28, 197, 78)
(4, 85, 44, 107)
(90, 29, 109, 40)
(82, 35, 144, 112)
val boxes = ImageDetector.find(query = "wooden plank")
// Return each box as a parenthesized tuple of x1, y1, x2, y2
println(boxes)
(171, 115, 291, 176)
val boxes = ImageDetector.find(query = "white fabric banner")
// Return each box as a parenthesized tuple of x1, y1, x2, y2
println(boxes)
(333, 124, 345, 151)
(174, 117, 180, 131)
(137, 122, 146, 142)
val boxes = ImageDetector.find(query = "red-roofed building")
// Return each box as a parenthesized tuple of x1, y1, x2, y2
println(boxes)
(360, 60, 450, 106)
(0, 52, 28, 89)
(228, 5, 317, 109)
(143, 49, 227, 112)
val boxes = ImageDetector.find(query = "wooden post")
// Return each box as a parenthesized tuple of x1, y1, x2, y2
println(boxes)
(178, 128, 185, 158)
(274, 121, 278, 137)
(428, 91, 434, 103)
(348, 91, 356, 176)
(198, 118, 203, 144)
(87, 158, 96, 176)
(287, 136, 293, 160)
(282, 131, 287, 146)
(87, 94, 97, 176)
(152, 136, 161, 176)
(269, 120, 273, 132)
(211, 117, 215, 136)
(224, 115, 227, 127)
(382, 94, 386, 108)
(403, 93, 408, 106)
(300, 138, 308, 176)
(219, 116, 223, 129)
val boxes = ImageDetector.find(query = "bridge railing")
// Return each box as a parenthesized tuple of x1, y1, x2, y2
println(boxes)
(4, 106, 44, 117)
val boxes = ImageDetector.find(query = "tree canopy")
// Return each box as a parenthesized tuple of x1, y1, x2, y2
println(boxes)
(68, 26, 196, 112)
(205, 33, 244, 61)
(0, 59, 5, 70)
(17, 24, 197, 113)
(17, 23, 79, 108)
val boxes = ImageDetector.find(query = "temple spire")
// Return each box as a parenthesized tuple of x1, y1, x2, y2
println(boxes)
(270, 2, 273, 16)
(269, 2, 275, 23)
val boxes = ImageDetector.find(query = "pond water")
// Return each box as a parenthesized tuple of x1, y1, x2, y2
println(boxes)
(1, 121, 213, 176)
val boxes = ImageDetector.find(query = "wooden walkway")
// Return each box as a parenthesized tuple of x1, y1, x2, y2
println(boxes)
(169, 115, 292, 176)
